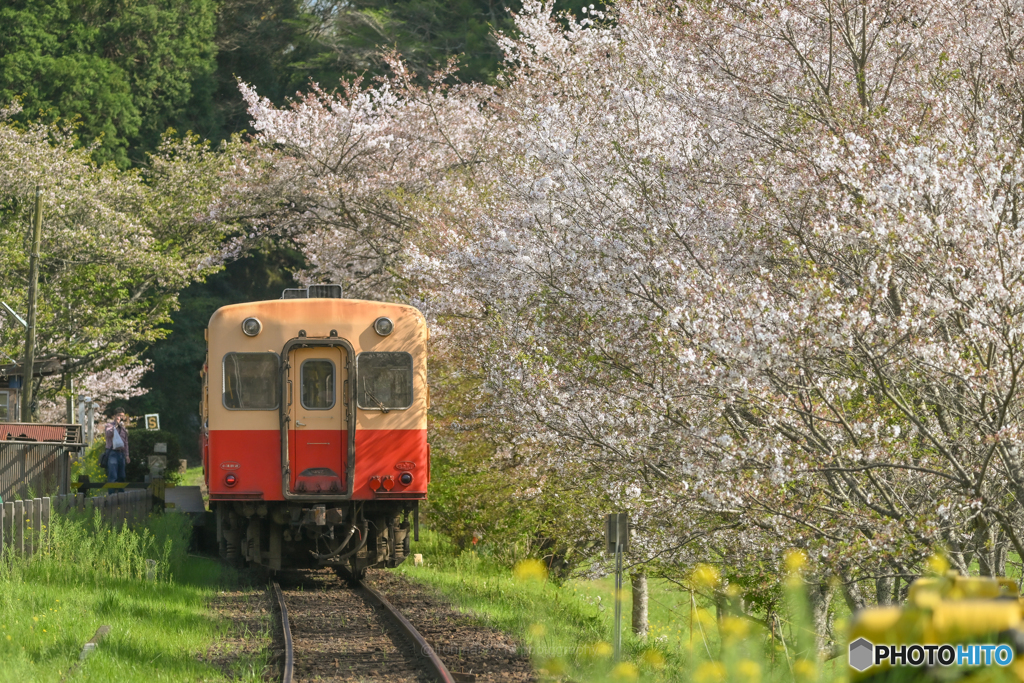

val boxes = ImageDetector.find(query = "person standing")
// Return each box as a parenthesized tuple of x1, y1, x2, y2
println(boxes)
(103, 407, 130, 483)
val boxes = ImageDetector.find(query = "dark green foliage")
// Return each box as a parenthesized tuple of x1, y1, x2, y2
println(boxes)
(199, 0, 308, 141)
(0, 0, 597, 163)
(0, 0, 217, 167)
(125, 428, 181, 479)
(126, 245, 303, 462)
(288, 0, 516, 87)
(287, 0, 599, 88)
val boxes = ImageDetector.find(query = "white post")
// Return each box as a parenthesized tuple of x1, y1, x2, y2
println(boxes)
(79, 397, 96, 444)
(614, 539, 623, 661)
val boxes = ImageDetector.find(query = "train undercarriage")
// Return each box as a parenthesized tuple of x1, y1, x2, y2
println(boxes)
(214, 500, 415, 577)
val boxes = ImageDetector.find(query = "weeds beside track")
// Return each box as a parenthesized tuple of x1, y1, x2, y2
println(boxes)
(0, 510, 268, 682)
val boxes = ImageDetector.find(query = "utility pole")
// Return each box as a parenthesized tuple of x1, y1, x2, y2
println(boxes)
(65, 375, 75, 423)
(21, 185, 42, 423)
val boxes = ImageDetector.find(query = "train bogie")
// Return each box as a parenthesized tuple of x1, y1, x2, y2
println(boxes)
(201, 286, 429, 573)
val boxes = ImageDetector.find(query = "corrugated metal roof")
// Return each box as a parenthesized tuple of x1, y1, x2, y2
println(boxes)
(0, 423, 82, 444)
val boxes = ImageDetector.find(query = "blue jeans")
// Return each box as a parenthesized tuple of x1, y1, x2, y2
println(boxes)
(105, 449, 126, 483)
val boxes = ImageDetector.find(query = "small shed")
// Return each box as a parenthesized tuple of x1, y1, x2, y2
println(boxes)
(0, 422, 85, 499)
(0, 357, 64, 422)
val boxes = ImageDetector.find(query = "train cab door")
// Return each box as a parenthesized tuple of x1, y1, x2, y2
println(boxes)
(288, 346, 347, 494)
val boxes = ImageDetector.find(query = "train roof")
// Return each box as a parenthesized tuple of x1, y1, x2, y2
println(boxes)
(208, 297, 425, 328)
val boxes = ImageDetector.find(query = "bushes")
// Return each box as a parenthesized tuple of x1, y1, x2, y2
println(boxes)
(72, 429, 183, 485)
(126, 429, 182, 482)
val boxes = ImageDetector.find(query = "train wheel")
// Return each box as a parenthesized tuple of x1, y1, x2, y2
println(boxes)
(215, 505, 227, 560)
(348, 556, 367, 585)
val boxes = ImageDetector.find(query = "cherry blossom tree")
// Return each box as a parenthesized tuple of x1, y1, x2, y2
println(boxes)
(0, 106, 237, 414)
(35, 362, 151, 424)
(233, 0, 1024, 650)
(226, 66, 494, 299)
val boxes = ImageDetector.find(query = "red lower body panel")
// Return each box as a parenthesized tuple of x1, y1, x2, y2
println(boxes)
(353, 429, 429, 498)
(208, 429, 283, 500)
(289, 429, 347, 493)
(207, 428, 428, 500)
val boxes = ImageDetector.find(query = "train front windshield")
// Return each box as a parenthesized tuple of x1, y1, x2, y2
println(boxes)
(223, 352, 280, 410)
(356, 352, 413, 411)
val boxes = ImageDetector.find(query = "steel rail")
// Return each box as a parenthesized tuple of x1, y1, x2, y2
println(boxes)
(271, 581, 294, 683)
(360, 579, 457, 683)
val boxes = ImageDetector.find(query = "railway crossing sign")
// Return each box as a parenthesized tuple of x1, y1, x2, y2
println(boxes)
(604, 512, 629, 554)
(144, 413, 160, 430)
(604, 512, 629, 662)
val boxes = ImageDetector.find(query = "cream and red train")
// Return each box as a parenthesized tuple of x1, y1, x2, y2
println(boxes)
(201, 285, 428, 575)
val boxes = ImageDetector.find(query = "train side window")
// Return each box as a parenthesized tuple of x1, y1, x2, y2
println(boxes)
(223, 352, 280, 410)
(300, 359, 336, 410)
(356, 352, 413, 411)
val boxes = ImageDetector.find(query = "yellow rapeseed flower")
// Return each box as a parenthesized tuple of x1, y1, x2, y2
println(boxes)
(642, 649, 666, 669)
(720, 616, 749, 640)
(611, 662, 639, 682)
(695, 661, 726, 683)
(793, 658, 817, 680)
(528, 623, 546, 638)
(541, 657, 566, 676)
(591, 641, 614, 658)
(784, 549, 807, 573)
(692, 564, 720, 589)
(927, 554, 950, 575)
(513, 559, 548, 583)
(737, 659, 761, 683)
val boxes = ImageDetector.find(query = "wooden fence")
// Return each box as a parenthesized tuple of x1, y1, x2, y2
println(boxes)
(0, 489, 150, 558)
(0, 423, 85, 501)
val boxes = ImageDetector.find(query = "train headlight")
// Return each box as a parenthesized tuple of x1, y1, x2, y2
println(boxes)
(241, 317, 262, 337)
(399, 472, 413, 486)
(225, 474, 238, 487)
(373, 317, 394, 337)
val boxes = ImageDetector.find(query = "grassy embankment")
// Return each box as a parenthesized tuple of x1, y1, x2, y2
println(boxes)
(0, 509, 266, 683)
(399, 531, 854, 683)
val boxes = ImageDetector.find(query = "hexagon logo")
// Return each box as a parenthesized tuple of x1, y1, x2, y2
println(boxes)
(849, 637, 874, 672)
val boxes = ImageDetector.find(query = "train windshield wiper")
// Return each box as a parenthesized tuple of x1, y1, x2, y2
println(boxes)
(363, 381, 390, 413)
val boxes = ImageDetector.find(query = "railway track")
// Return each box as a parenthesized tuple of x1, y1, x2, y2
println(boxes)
(272, 572, 459, 683)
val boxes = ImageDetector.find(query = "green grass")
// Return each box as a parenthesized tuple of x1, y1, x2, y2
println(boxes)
(398, 531, 854, 683)
(182, 467, 204, 488)
(0, 511, 267, 682)
(398, 532, 698, 681)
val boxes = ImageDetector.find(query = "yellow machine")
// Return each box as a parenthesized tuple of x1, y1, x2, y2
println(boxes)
(848, 572, 1024, 681)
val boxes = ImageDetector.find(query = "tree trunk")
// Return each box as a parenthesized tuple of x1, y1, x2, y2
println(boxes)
(995, 533, 1008, 577)
(875, 575, 894, 606)
(974, 515, 996, 577)
(807, 581, 835, 658)
(840, 577, 866, 613)
(631, 572, 648, 638)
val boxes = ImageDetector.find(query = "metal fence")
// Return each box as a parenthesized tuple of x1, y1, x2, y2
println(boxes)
(0, 489, 150, 558)
(0, 423, 85, 501)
